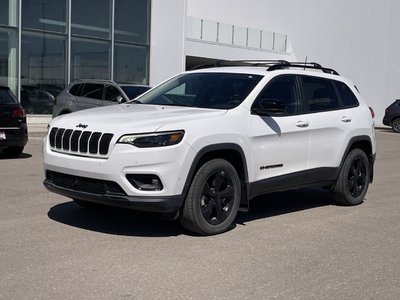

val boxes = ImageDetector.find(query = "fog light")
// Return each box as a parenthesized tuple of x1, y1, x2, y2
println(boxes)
(126, 174, 163, 191)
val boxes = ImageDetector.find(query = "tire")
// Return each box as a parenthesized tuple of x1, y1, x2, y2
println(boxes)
(332, 149, 370, 206)
(3, 146, 24, 157)
(392, 117, 400, 133)
(180, 159, 241, 235)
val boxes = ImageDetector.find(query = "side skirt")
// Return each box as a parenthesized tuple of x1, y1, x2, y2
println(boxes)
(248, 167, 339, 200)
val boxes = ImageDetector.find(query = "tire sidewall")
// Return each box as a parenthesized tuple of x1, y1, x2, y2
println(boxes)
(185, 159, 241, 235)
(337, 149, 370, 205)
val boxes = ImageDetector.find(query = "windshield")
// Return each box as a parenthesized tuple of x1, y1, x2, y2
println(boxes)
(134, 72, 263, 109)
(121, 85, 151, 99)
(0, 87, 18, 105)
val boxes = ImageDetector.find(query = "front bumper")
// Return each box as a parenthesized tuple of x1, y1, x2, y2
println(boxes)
(43, 178, 184, 213)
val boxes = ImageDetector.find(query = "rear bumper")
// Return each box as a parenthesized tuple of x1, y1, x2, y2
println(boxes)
(43, 178, 184, 213)
(0, 124, 28, 148)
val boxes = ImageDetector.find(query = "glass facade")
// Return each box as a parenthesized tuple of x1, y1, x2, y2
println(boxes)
(0, 0, 150, 114)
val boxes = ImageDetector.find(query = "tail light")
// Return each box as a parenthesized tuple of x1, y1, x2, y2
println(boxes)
(369, 107, 375, 119)
(11, 108, 26, 118)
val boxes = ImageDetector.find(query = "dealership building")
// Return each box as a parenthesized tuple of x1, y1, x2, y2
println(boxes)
(1, 0, 398, 125)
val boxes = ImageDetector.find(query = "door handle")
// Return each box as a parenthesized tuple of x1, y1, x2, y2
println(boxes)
(296, 121, 309, 128)
(341, 116, 352, 123)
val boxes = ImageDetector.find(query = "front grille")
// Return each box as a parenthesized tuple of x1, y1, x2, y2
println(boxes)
(46, 170, 126, 196)
(49, 127, 114, 156)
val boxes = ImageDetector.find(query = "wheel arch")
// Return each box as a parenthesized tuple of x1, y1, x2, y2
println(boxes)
(340, 135, 375, 183)
(182, 143, 250, 211)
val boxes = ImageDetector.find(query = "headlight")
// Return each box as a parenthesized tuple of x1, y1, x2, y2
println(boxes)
(117, 130, 184, 148)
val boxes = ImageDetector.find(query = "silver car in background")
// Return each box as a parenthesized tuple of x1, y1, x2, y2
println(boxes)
(52, 80, 150, 117)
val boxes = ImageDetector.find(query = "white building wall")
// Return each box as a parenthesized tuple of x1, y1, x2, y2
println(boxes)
(149, 0, 186, 87)
(187, 0, 400, 125)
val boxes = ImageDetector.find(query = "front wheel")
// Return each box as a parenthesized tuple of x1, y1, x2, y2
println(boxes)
(332, 149, 370, 206)
(180, 159, 241, 235)
(392, 117, 400, 133)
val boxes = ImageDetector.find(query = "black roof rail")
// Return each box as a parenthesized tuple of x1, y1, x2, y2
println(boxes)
(190, 59, 339, 75)
(190, 59, 290, 70)
(267, 62, 339, 75)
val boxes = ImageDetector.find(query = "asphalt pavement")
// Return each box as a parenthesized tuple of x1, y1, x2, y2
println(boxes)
(0, 129, 399, 299)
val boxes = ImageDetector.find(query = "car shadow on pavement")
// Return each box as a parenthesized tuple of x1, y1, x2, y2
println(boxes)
(0, 152, 32, 160)
(48, 187, 333, 237)
(48, 201, 185, 237)
(236, 187, 333, 224)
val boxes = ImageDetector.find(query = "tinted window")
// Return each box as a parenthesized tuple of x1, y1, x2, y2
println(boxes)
(334, 81, 359, 107)
(81, 84, 103, 100)
(69, 84, 82, 96)
(255, 75, 300, 114)
(104, 85, 122, 102)
(121, 86, 150, 99)
(0, 88, 17, 104)
(302, 76, 339, 112)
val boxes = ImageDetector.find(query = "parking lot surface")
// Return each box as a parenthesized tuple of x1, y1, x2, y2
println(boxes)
(0, 129, 399, 299)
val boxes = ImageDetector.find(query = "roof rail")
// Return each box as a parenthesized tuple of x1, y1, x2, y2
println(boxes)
(190, 59, 290, 70)
(190, 59, 339, 75)
(267, 62, 339, 75)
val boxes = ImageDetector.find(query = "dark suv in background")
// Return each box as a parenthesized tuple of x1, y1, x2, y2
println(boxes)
(52, 80, 151, 117)
(383, 100, 400, 133)
(0, 86, 28, 157)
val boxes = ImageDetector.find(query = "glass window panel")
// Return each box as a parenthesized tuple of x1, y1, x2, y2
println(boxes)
(218, 23, 232, 44)
(71, 37, 110, 81)
(186, 16, 201, 40)
(115, 0, 149, 44)
(261, 30, 273, 51)
(233, 26, 247, 47)
(21, 31, 66, 114)
(0, 28, 18, 94)
(71, 0, 110, 38)
(248, 28, 260, 48)
(0, 0, 17, 26)
(114, 43, 148, 84)
(22, 0, 66, 33)
(202, 19, 217, 42)
(274, 33, 287, 52)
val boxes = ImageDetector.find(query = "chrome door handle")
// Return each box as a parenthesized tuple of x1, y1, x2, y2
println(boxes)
(296, 121, 309, 128)
(341, 116, 352, 123)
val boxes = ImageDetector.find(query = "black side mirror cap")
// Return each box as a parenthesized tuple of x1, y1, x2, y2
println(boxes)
(251, 99, 286, 116)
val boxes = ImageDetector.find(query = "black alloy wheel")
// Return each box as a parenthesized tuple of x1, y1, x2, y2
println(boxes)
(200, 170, 235, 225)
(347, 157, 367, 198)
(332, 148, 370, 206)
(180, 159, 241, 235)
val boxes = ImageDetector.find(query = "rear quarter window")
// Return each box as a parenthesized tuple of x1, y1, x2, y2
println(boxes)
(334, 81, 359, 107)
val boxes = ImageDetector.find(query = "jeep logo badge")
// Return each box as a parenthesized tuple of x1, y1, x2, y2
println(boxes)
(76, 123, 88, 129)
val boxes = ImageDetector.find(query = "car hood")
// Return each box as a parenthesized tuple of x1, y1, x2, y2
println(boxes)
(50, 104, 227, 133)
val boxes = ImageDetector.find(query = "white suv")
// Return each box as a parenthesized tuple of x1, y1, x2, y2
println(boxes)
(43, 61, 376, 235)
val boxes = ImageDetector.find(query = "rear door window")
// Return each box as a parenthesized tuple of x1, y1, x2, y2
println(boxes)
(301, 76, 339, 112)
(81, 84, 104, 100)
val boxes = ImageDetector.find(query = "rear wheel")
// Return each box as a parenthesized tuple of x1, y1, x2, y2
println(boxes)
(180, 159, 241, 235)
(332, 149, 370, 205)
(392, 117, 400, 133)
(3, 146, 24, 157)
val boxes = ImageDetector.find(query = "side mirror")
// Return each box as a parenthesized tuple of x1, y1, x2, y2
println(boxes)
(251, 98, 286, 116)
(116, 95, 125, 104)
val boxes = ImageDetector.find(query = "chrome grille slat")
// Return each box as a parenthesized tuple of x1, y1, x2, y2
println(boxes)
(48, 127, 113, 157)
